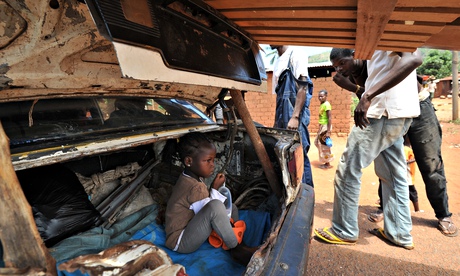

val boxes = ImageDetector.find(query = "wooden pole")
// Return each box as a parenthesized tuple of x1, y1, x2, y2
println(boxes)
(452, 51, 458, 121)
(0, 122, 57, 275)
(229, 89, 282, 198)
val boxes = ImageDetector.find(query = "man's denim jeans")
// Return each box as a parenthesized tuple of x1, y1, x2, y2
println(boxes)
(331, 117, 414, 246)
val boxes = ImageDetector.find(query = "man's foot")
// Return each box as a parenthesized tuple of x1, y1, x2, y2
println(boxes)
(230, 243, 258, 266)
(319, 164, 333, 169)
(314, 227, 357, 245)
(438, 217, 458, 237)
(368, 228, 414, 250)
(368, 209, 384, 223)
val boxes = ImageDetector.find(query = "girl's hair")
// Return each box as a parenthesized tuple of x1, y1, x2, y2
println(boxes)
(177, 132, 213, 162)
(319, 89, 328, 96)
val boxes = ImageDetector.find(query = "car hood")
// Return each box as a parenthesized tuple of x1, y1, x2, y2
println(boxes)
(0, 0, 267, 106)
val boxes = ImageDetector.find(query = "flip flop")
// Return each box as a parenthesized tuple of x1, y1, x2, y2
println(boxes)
(438, 217, 458, 237)
(314, 227, 357, 245)
(368, 228, 414, 250)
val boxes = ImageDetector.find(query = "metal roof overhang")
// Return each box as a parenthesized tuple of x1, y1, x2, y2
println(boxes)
(204, 0, 460, 59)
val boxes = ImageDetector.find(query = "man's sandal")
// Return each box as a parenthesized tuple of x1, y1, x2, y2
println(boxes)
(367, 210, 384, 223)
(438, 217, 459, 237)
(368, 228, 414, 250)
(314, 227, 357, 245)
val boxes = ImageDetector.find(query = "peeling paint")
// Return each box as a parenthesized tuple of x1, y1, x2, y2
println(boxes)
(64, 1, 87, 25)
(0, 1, 27, 48)
(0, 63, 10, 74)
(200, 45, 208, 56)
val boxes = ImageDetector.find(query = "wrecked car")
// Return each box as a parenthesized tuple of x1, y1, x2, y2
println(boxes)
(0, 0, 314, 275)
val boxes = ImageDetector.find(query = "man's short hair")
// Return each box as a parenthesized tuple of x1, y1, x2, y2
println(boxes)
(330, 48, 354, 61)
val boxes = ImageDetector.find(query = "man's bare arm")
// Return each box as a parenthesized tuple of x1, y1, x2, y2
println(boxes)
(354, 51, 422, 129)
(333, 73, 365, 98)
(287, 75, 307, 130)
(361, 51, 422, 102)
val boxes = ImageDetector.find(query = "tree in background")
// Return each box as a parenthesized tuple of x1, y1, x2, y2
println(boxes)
(417, 49, 456, 79)
(260, 45, 278, 70)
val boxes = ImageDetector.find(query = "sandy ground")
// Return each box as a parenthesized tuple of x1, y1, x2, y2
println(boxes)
(306, 97, 460, 275)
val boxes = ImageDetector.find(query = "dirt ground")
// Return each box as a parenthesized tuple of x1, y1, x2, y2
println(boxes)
(306, 97, 460, 275)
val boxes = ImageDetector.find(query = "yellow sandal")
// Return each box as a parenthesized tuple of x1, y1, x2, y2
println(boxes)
(314, 227, 357, 245)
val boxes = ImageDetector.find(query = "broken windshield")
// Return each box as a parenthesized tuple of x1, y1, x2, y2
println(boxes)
(1, 97, 214, 151)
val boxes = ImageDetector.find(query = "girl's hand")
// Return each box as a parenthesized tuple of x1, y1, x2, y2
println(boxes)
(212, 173, 226, 190)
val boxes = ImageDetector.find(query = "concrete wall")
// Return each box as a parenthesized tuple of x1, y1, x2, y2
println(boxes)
(245, 72, 352, 136)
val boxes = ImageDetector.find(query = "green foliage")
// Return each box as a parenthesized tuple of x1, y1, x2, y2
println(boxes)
(450, 118, 460, 125)
(417, 49, 458, 79)
(261, 45, 278, 68)
(351, 95, 359, 117)
(308, 51, 331, 63)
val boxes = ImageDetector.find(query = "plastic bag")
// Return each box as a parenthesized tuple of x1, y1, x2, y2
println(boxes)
(17, 164, 101, 247)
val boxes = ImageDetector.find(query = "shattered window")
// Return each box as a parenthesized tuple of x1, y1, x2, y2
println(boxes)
(1, 97, 213, 150)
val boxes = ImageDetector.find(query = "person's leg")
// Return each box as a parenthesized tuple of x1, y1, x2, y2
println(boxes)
(314, 128, 321, 151)
(330, 118, 395, 240)
(374, 118, 413, 247)
(408, 185, 419, 211)
(177, 200, 237, 253)
(407, 98, 451, 219)
(231, 203, 239, 221)
(368, 180, 384, 222)
(319, 143, 334, 169)
(314, 132, 323, 166)
(299, 123, 314, 187)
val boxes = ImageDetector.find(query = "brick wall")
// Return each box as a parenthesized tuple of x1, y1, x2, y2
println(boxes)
(309, 74, 352, 136)
(244, 73, 277, 127)
(245, 72, 351, 136)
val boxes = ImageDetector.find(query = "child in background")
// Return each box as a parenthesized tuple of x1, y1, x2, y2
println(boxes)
(164, 132, 255, 265)
(314, 90, 334, 169)
(404, 136, 421, 213)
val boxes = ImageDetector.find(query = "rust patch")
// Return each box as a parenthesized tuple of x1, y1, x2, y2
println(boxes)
(64, 1, 87, 25)
(0, 63, 10, 74)
(0, 1, 27, 49)
(200, 45, 208, 56)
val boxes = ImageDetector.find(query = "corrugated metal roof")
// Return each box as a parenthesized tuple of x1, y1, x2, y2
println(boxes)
(309, 61, 333, 68)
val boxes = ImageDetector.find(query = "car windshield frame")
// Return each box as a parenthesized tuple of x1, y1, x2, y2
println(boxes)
(1, 97, 214, 153)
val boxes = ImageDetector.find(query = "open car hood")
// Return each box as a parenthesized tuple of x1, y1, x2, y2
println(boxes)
(0, 0, 267, 106)
(4, 0, 457, 105)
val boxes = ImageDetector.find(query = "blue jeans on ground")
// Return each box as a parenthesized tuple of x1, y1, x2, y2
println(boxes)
(331, 117, 413, 246)
(406, 98, 451, 219)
